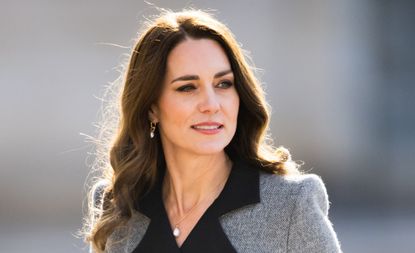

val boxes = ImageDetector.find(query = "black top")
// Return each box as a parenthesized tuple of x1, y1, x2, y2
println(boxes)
(133, 158, 260, 253)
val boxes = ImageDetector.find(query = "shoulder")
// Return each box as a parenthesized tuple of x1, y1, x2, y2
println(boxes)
(259, 171, 324, 189)
(259, 171, 327, 195)
(259, 171, 329, 214)
(259, 172, 341, 252)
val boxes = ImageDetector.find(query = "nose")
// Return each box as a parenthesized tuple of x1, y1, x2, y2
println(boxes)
(198, 87, 220, 114)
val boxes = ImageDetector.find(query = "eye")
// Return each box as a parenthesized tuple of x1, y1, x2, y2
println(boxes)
(216, 80, 233, 89)
(176, 84, 196, 92)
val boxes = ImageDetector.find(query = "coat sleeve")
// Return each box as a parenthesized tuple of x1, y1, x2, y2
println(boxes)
(287, 175, 342, 253)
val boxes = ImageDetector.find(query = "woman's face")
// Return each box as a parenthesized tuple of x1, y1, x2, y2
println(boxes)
(150, 38, 240, 156)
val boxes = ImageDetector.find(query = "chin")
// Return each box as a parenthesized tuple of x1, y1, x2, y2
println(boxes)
(189, 142, 229, 156)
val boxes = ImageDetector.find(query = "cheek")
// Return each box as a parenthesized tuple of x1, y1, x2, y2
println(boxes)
(225, 94, 240, 121)
(158, 96, 191, 126)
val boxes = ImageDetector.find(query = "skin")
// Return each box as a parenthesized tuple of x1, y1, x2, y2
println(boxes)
(149, 38, 240, 247)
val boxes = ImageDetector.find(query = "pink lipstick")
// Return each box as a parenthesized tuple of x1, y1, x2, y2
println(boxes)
(191, 122, 223, 135)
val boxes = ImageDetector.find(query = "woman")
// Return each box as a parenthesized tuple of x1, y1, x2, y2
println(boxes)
(84, 9, 342, 253)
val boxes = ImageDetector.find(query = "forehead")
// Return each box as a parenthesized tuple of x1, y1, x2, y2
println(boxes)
(165, 38, 231, 77)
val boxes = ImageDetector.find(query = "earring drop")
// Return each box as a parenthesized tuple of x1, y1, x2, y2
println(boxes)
(150, 121, 156, 138)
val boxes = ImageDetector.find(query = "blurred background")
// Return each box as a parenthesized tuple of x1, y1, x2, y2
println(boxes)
(1, 0, 414, 252)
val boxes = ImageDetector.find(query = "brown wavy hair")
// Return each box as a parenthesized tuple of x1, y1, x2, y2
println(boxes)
(83, 9, 300, 252)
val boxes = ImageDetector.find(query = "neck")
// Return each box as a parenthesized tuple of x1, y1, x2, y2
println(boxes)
(161, 151, 232, 217)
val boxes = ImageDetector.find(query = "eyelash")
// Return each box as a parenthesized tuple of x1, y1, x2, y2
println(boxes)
(217, 80, 233, 89)
(176, 80, 233, 92)
(176, 84, 196, 92)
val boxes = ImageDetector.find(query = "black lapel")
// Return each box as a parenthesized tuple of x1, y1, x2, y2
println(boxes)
(180, 158, 260, 252)
(210, 158, 260, 216)
(134, 166, 181, 253)
(134, 157, 261, 253)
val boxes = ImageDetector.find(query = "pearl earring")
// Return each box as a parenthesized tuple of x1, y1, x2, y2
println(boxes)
(150, 121, 157, 138)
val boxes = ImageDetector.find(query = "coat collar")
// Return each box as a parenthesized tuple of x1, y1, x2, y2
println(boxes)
(138, 157, 260, 219)
(105, 157, 261, 253)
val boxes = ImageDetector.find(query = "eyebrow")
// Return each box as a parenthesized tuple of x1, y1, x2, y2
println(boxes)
(170, 69, 233, 84)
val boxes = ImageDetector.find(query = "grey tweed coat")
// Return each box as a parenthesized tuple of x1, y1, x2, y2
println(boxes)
(91, 160, 342, 253)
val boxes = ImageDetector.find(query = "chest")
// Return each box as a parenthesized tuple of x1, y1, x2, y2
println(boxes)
(129, 203, 291, 253)
(164, 197, 218, 248)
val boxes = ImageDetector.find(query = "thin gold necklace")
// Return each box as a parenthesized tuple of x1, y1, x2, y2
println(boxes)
(170, 175, 228, 237)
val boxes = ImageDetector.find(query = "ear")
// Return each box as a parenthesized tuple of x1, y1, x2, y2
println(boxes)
(148, 104, 159, 123)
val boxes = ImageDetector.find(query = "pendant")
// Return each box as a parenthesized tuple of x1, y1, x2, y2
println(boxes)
(173, 227, 181, 237)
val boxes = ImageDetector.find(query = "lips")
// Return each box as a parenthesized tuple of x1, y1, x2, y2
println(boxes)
(191, 122, 223, 129)
(191, 122, 224, 134)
